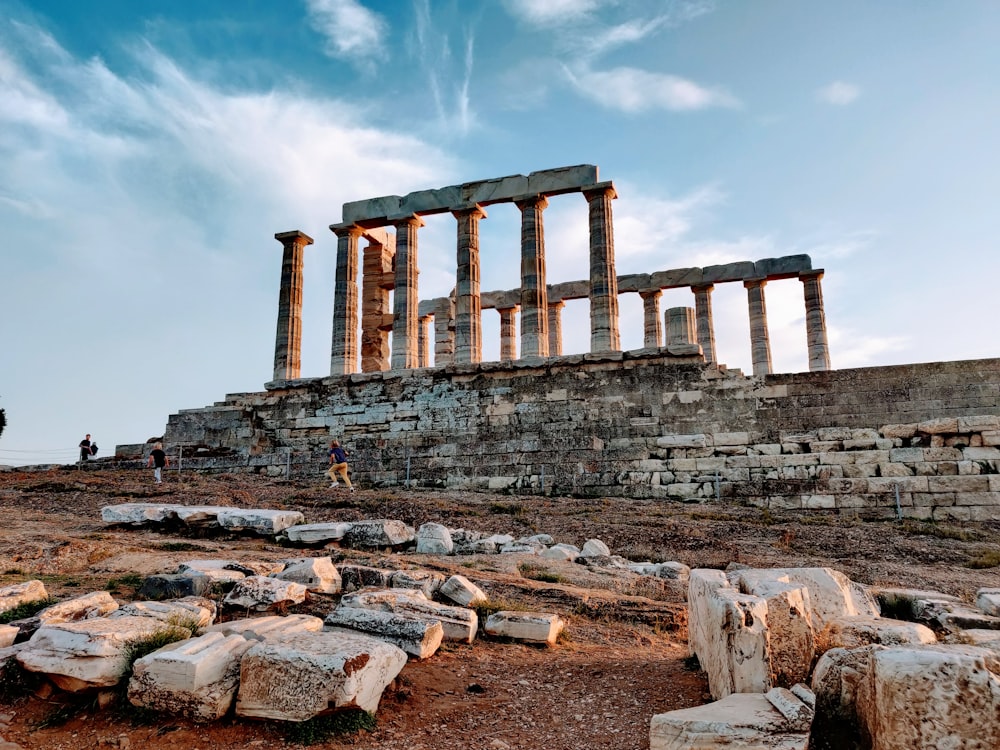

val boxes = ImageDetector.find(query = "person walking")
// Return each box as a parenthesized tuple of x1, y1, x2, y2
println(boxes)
(78, 434, 93, 463)
(147, 442, 170, 484)
(327, 439, 354, 491)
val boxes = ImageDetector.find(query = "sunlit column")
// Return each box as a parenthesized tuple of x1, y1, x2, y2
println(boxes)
(418, 314, 432, 368)
(584, 184, 620, 352)
(330, 224, 362, 375)
(640, 290, 662, 348)
(272, 230, 313, 381)
(361, 234, 394, 372)
(516, 195, 549, 358)
(666, 306, 697, 346)
(434, 295, 455, 366)
(547, 300, 565, 356)
(800, 270, 831, 371)
(498, 306, 519, 361)
(744, 278, 773, 376)
(453, 206, 486, 363)
(692, 284, 718, 364)
(391, 215, 424, 370)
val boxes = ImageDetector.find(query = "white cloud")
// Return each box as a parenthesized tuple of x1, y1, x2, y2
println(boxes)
(305, 0, 388, 71)
(563, 64, 739, 112)
(503, 0, 604, 27)
(817, 81, 860, 106)
(410, 0, 478, 135)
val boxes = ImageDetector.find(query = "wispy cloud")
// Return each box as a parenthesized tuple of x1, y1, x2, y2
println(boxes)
(562, 64, 739, 112)
(411, 0, 478, 135)
(502, 0, 604, 27)
(305, 0, 388, 72)
(817, 80, 860, 106)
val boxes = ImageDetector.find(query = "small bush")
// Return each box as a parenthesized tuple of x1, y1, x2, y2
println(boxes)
(473, 597, 531, 621)
(517, 562, 565, 584)
(967, 550, 1000, 569)
(488, 502, 524, 516)
(153, 542, 207, 552)
(0, 597, 56, 624)
(118, 615, 201, 684)
(0, 657, 43, 702)
(281, 710, 376, 745)
(105, 573, 143, 591)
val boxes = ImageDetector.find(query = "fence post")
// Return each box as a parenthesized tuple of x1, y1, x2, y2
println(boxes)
(177, 446, 183, 477)
(286, 448, 292, 479)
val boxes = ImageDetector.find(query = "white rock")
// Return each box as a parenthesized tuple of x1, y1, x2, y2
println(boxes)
(345, 519, 416, 548)
(0, 625, 18, 648)
(272, 557, 341, 594)
(735, 578, 816, 688)
(284, 522, 353, 545)
(469, 534, 514, 554)
(580, 539, 611, 557)
(101, 503, 180, 525)
(177, 560, 247, 584)
(235, 631, 407, 720)
(173, 506, 227, 527)
(415, 522, 454, 555)
(324, 608, 444, 659)
(541, 544, 579, 562)
(977, 588, 1000, 617)
(216, 508, 305, 536)
(128, 632, 252, 721)
(110, 599, 214, 629)
(341, 588, 478, 643)
(483, 611, 564, 645)
(338, 565, 393, 592)
(35, 591, 119, 624)
(389, 570, 444, 598)
(439, 575, 488, 607)
(0, 581, 48, 614)
(223, 577, 307, 611)
(816, 615, 936, 654)
(650, 690, 810, 750)
(17, 616, 192, 692)
(205, 614, 323, 641)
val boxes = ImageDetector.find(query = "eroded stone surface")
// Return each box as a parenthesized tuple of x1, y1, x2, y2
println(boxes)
(816, 615, 936, 654)
(215, 509, 305, 536)
(324, 607, 444, 659)
(205, 614, 324, 641)
(0, 581, 48, 615)
(415, 522, 454, 555)
(283, 522, 352, 545)
(340, 588, 477, 643)
(223, 577, 307, 612)
(344, 519, 416, 549)
(272, 557, 341, 594)
(439, 575, 488, 607)
(483, 611, 564, 645)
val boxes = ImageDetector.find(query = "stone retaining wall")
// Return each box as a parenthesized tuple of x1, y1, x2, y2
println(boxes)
(143, 353, 1000, 518)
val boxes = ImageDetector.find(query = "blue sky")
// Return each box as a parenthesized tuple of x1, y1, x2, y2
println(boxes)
(2, 0, 999, 465)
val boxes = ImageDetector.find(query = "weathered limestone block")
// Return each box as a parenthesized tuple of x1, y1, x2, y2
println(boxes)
(273, 557, 341, 594)
(177, 560, 247, 584)
(580, 539, 611, 557)
(324, 607, 444, 659)
(205, 614, 323, 641)
(344, 519, 416, 549)
(389, 570, 445, 598)
(816, 615, 936, 654)
(128, 631, 252, 721)
(873, 586, 961, 620)
(173, 506, 227, 528)
(738, 579, 815, 688)
(465, 534, 514, 554)
(483, 611, 564, 645)
(541, 543, 580, 561)
(650, 688, 812, 750)
(978, 588, 1000, 616)
(110, 598, 215, 629)
(283, 522, 352, 545)
(0, 581, 48, 615)
(17, 616, 192, 692)
(340, 588, 477, 643)
(215, 509, 305, 536)
(730, 568, 878, 631)
(415, 522, 454, 555)
(138, 574, 217, 601)
(21, 591, 119, 635)
(338, 565, 393, 593)
(223, 577, 307, 612)
(501, 540, 545, 554)
(0, 625, 18, 648)
(911, 597, 1000, 633)
(101, 503, 180, 525)
(688, 569, 772, 700)
(439, 575, 488, 607)
(235, 630, 407, 720)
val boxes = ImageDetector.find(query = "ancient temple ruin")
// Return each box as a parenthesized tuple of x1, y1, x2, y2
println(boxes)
(271, 165, 830, 382)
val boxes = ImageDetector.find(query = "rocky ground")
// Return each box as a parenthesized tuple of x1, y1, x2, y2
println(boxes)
(0, 466, 998, 749)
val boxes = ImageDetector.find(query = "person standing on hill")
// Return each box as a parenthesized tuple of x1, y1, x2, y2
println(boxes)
(79, 434, 93, 463)
(147, 442, 169, 484)
(327, 439, 354, 491)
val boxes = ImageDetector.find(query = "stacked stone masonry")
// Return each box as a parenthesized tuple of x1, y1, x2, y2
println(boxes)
(152, 355, 1000, 519)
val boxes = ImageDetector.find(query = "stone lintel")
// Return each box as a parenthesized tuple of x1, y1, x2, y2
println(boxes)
(341, 195, 402, 225)
(755, 254, 813, 279)
(527, 164, 598, 195)
(651, 267, 705, 288)
(703, 261, 757, 284)
(274, 230, 314, 245)
(482, 290, 521, 310)
(617, 273, 652, 294)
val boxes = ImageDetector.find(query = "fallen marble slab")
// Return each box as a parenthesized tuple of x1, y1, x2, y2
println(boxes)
(216, 508, 305, 536)
(344, 519, 416, 549)
(340, 588, 477, 643)
(483, 611, 564, 645)
(10, 591, 119, 641)
(324, 607, 444, 659)
(138, 574, 218, 601)
(100, 503, 181, 525)
(439, 575, 488, 607)
(223, 577, 307, 612)
(0, 581, 49, 616)
(415, 522, 453, 555)
(282, 522, 352, 545)
(272, 557, 342, 594)
(109, 598, 215, 629)
(205, 614, 324, 641)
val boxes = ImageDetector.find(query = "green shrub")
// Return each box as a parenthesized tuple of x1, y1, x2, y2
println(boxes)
(0, 597, 55, 624)
(281, 710, 376, 745)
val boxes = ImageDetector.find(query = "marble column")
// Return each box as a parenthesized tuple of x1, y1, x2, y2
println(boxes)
(418, 315, 432, 368)
(361, 235, 394, 372)
(272, 230, 313, 381)
(516, 195, 549, 358)
(330, 224, 362, 375)
(666, 307, 697, 345)
(744, 278, 773, 376)
(434, 295, 455, 366)
(453, 206, 486, 364)
(547, 300, 565, 356)
(800, 270, 831, 371)
(692, 284, 718, 365)
(498, 306, 519, 361)
(391, 215, 424, 370)
(640, 290, 662, 348)
(584, 184, 620, 352)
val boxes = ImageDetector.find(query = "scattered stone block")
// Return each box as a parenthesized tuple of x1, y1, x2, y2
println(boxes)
(138, 574, 217, 601)
(272, 557, 341, 594)
(235, 631, 407, 720)
(338, 565, 393, 593)
(439, 575, 488, 607)
(223, 577, 307, 612)
(110, 599, 214, 629)
(128, 632, 252, 721)
(466, 534, 514, 554)
(580, 539, 611, 557)
(344, 519, 415, 549)
(101, 503, 179, 525)
(205, 614, 324, 641)
(216, 508, 305, 536)
(324, 607, 444, 659)
(283, 522, 352, 545)
(415, 522, 454, 554)
(650, 689, 811, 750)
(177, 561, 247, 584)
(173, 506, 226, 528)
(483, 611, 564, 645)
(739, 579, 815, 688)
(389, 570, 444, 598)
(12, 591, 120, 641)
(0, 626, 17, 649)
(0, 581, 48, 616)
(540, 544, 579, 561)
(816, 615, 936, 654)
(17, 616, 192, 692)
(341, 588, 477, 643)
(977, 588, 1000, 617)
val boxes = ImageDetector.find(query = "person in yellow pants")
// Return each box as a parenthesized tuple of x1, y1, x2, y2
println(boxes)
(326, 439, 354, 491)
